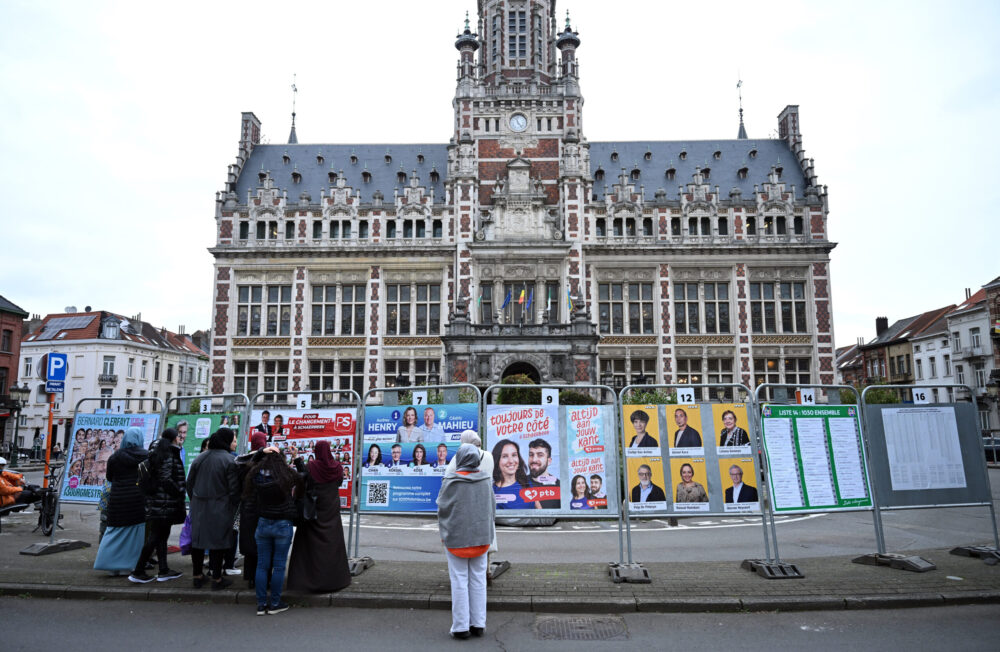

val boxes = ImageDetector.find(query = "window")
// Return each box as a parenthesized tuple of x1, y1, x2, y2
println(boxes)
(340, 359, 364, 395)
(330, 220, 351, 239)
(100, 388, 113, 410)
(102, 356, 115, 375)
(545, 281, 562, 323)
(24, 357, 32, 377)
(793, 216, 804, 235)
(198, 368, 203, 384)
(187, 367, 193, 384)
(0, 329, 10, 352)
(313, 221, 323, 239)
(916, 359, 923, 380)
(311, 285, 366, 336)
(929, 357, 937, 378)
(974, 362, 987, 388)
(237, 285, 292, 336)
(415, 284, 441, 334)
(309, 360, 337, 397)
(601, 358, 627, 388)
(256, 221, 266, 239)
(750, 281, 807, 334)
(501, 282, 534, 324)
(598, 283, 624, 334)
(508, 10, 526, 59)
(358, 220, 369, 239)
(141, 360, 148, 379)
(718, 217, 728, 235)
(126, 358, 134, 378)
(676, 359, 703, 400)
(241, 220, 251, 238)
(263, 360, 289, 401)
(233, 361, 259, 397)
(383, 360, 410, 387)
(753, 358, 780, 386)
(952, 331, 961, 351)
(599, 282, 653, 334)
(479, 285, 493, 324)
(970, 328, 981, 348)
(746, 217, 756, 235)
(980, 410, 991, 431)
(596, 218, 606, 237)
(284, 221, 295, 239)
(943, 354, 951, 376)
(386, 284, 411, 335)
(955, 364, 965, 385)
(0, 368, 7, 394)
(674, 282, 730, 334)
(707, 358, 735, 400)
(784, 358, 811, 385)
(166, 364, 173, 382)
(154, 361, 160, 381)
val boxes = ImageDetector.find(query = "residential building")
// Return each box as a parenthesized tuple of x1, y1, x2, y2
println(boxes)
(835, 341, 864, 387)
(910, 312, 953, 403)
(209, 1, 838, 401)
(17, 311, 210, 450)
(858, 306, 954, 400)
(0, 295, 29, 449)
(948, 288, 996, 431)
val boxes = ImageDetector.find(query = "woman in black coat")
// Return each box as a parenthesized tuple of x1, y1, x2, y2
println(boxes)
(129, 428, 186, 584)
(94, 427, 148, 574)
(236, 431, 269, 587)
(187, 428, 240, 590)
(286, 440, 351, 593)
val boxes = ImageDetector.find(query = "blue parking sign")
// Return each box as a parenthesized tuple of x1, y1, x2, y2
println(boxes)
(47, 353, 68, 381)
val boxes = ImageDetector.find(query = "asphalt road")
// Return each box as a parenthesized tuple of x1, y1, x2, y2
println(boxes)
(2, 598, 998, 651)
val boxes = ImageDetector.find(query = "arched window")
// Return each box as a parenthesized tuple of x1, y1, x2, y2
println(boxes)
(666, 167, 676, 181)
(361, 171, 372, 183)
(594, 168, 605, 181)
(328, 171, 338, 183)
(630, 168, 640, 181)
(397, 171, 407, 183)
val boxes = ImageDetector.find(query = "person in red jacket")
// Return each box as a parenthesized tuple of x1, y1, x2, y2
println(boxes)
(0, 457, 42, 507)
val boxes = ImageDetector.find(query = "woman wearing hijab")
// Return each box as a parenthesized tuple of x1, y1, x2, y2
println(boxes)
(236, 432, 268, 588)
(187, 428, 240, 590)
(94, 427, 148, 575)
(286, 440, 351, 593)
(437, 444, 495, 639)
(244, 446, 301, 615)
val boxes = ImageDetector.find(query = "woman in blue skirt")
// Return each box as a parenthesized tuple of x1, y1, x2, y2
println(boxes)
(94, 427, 148, 575)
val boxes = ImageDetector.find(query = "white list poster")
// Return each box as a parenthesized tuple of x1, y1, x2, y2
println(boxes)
(881, 407, 967, 491)
(796, 418, 836, 506)
(828, 417, 868, 500)
(762, 417, 804, 509)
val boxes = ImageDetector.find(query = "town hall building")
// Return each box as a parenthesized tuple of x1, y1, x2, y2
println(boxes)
(208, 0, 836, 401)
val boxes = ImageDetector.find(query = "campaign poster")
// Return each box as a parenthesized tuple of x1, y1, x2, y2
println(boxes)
(249, 408, 357, 508)
(485, 405, 560, 511)
(61, 413, 161, 503)
(164, 413, 243, 479)
(670, 457, 710, 512)
(622, 404, 661, 453)
(719, 457, 760, 513)
(626, 456, 667, 512)
(713, 403, 752, 455)
(665, 404, 705, 457)
(360, 403, 478, 512)
(566, 406, 609, 510)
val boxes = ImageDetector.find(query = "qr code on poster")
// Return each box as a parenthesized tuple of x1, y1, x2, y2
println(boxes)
(367, 481, 389, 506)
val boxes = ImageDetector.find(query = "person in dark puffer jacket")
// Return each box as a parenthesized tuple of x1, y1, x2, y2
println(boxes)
(94, 427, 148, 575)
(129, 428, 186, 584)
(243, 448, 303, 615)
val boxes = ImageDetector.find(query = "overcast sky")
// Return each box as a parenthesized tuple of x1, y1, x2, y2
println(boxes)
(1, 0, 997, 346)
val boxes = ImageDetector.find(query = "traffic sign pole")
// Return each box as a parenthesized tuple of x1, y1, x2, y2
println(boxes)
(43, 393, 54, 489)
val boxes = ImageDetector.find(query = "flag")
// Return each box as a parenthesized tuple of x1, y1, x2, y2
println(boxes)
(566, 288, 574, 312)
(547, 287, 552, 312)
(477, 291, 482, 307)
(526, 288, 534, 312)
(518, 289, 525, 305)
(500, 289, 512, 309)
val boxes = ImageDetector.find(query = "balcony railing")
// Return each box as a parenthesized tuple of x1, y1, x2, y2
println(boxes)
(98, 374, 118, 384)
(955, 345, 984, 360)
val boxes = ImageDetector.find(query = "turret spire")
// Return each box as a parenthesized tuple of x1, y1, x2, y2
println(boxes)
(288, 74, 298, 144)
(737, 78, 748, 139)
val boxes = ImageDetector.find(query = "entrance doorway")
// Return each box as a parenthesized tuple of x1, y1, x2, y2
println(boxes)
(500, 361, 540, 384)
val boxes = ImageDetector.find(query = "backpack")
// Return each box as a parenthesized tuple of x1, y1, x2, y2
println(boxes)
(136, 458, 157, 495)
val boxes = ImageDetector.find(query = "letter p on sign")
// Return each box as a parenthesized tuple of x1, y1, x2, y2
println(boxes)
(47, 353, 68, 381)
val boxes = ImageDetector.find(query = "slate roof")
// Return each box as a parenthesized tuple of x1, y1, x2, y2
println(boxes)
(233, 138, 806, 205)
(862, 305, 956, 348)
(23, 311, 204, 356)
(0, 295, 28, 317)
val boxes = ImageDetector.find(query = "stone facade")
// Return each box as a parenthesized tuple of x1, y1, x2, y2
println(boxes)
(209, 1, 837, 400)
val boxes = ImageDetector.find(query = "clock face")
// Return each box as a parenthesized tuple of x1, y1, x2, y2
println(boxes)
(509, 113, 528, 132)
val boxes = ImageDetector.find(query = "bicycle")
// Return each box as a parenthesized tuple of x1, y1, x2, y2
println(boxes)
(33, 464, 65, 536)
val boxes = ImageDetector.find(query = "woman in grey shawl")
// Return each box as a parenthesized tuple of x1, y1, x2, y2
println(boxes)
(437, 443, 495, 639)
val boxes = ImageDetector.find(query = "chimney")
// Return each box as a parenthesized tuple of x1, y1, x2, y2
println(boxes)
(777, 105, 801, 147)
(965, 287, 972, 300)
(178, 324, 185, 336)
(875, 316, 889, 337)
(64, 306, 77, 313)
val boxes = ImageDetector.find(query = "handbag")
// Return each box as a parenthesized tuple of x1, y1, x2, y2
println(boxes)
(296, 487, 319, 526)
(178, 513, 192, 555)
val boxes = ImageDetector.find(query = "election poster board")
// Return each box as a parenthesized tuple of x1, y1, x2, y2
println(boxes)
(760, 404, 872, 512)
(249, 408, 357, 508)
(623, 403, 760, 515)
(359, 403, 478, 512)
(164, 412, 243, 479)
(61, 413, 161, 503)
(484, 404, 619, 515)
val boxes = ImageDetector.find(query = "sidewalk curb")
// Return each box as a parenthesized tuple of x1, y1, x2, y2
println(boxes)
(3, 582, 999, 613)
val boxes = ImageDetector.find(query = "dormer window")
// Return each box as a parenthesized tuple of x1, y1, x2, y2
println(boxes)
(594, 168, 605, 181)
(350, 155, 358, 165)
(328, 171, 338, 183)
(417, 153, 425, 164)
(737, 167, 749, 180)
(430, 169, 440, 183)
(362, 171, 372, 183)
(701, 167, 710, 180)
(679, 150, 687, 161)
(775, 166, 783, 178)
(282, 154, 290, 165)
(630, 168, 640, 181)
(397, 171, 407, 183)
(713, 150, 722, 160)
(385, 154, 392, 164)
(610, 151, 619, 162)
(644, 151, 652, 161)
(258, 170, 268, 183)
(748, 148, 757, 159)
(316, 154, 324, 165)
(665, 167, 675, 181)
(291, 170, 302, 184)
(103, 320, 120, 339)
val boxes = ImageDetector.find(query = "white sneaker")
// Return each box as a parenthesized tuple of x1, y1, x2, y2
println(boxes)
(225, 568, 242, 576)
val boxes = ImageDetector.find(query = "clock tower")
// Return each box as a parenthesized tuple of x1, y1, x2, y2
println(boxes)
(446, 0, 597, 385)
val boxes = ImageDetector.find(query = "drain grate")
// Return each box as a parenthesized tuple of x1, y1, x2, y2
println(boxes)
(534, 616, 628, 641)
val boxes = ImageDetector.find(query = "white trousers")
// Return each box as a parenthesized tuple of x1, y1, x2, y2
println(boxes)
(445, 549, 488, 633)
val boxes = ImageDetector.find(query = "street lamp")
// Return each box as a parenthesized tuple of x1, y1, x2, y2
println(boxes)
(7, 383, 30, 468)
